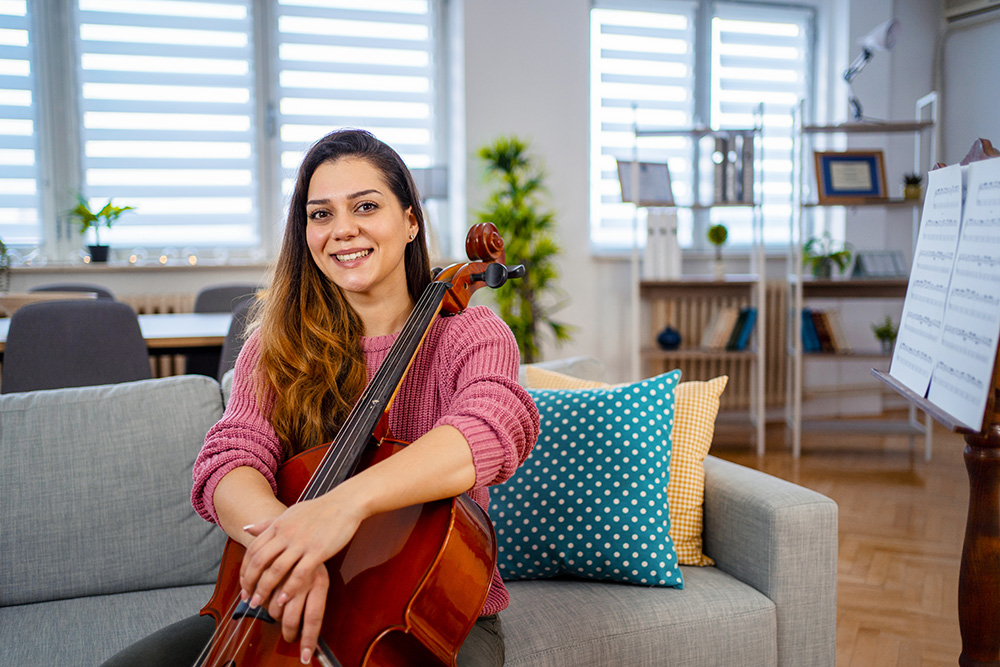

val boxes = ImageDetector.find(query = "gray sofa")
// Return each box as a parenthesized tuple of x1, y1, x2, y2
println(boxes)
(0, 364, 837, 666)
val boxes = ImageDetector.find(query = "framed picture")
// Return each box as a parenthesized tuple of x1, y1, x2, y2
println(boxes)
(616, 160, 675, 207)
(813, 150, 888, 204)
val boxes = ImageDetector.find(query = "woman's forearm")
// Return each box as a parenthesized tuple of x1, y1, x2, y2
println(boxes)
(212, 466, 288, 546)
(333, 424, 477, 521)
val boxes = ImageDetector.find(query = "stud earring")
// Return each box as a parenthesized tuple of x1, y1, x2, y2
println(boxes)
(409, 233, 415, 240)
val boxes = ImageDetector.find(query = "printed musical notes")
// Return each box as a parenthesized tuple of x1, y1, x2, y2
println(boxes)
(890, 164, 965, 396)
(927, 157, 1000, 431)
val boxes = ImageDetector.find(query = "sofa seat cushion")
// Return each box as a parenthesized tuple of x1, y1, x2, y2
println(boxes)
(504, 566, 777, 667)
(0, 375, 228, 606)
(0, 583, 217, 665)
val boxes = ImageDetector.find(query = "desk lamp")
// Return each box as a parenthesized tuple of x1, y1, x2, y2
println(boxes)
(843, 18, 900, 121)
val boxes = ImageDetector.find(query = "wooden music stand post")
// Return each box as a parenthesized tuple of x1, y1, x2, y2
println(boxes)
(873, 138, 1000, 667)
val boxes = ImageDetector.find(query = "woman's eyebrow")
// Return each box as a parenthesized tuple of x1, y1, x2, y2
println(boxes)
(306, 189, 382, 207)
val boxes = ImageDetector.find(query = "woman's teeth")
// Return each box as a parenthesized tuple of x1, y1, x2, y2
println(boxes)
(335, 249, 371, 262)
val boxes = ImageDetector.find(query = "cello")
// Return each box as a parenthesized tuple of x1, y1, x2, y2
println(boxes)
(198, 222, 525, 667)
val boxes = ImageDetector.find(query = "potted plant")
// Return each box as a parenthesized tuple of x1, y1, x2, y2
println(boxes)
(903, 172, 923, 200)
(0, 235, 11, 292)
(871, 315, 898, 354)
(477, 135, 572, 363)
(68, 193, 135, 262)
(707, 223, 727, 279)
(802, 232, 852, 279)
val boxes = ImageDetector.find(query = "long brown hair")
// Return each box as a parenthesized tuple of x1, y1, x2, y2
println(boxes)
(253, 129, 432, 456)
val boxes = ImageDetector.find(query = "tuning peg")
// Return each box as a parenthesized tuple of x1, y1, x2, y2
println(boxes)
(506, 264, 526, 280)
(471, 262, 508, 288)
(431, 266, 443, 279)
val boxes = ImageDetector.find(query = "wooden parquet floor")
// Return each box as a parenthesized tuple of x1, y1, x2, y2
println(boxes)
(713, 420, 968, 667)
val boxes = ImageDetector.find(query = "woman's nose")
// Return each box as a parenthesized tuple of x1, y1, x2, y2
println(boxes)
(331, 215, 359, 241)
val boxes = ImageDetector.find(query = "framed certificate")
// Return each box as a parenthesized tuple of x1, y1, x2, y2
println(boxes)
(616, 160, 675, 207)
(813, 150, 888, 204)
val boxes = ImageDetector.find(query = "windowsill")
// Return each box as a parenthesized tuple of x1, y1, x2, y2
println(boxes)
(590, 248, 790, 262)
(8, 261, 271, 275)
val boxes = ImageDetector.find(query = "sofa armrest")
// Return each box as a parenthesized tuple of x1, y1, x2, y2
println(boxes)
(702, 455, 837, 667)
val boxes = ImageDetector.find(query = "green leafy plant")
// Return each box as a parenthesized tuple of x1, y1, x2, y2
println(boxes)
(803, 232, 852, 278)
(477, 136, 571, 363)
(0, 235, 10, 292)
(707, 223, 728, 260)
(903, 172, 923, 186)
(871, 315, 898, 342)
(68, 193, 135, 246)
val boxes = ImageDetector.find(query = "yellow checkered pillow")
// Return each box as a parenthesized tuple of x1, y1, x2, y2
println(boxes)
(523, 365, 727, 566)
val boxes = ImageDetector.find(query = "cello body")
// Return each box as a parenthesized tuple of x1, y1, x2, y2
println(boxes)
(200, 438, 498, 666)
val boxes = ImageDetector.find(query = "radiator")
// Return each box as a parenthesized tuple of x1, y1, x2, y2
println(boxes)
(642, 281, 787, 412)
(120, 292, 196, 378)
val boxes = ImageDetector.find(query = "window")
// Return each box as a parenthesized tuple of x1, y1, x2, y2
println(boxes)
(0, 1, 40, 246)
(7, 0, 444, 259)
(591, 0, 814, 252)
(76, 0, 258, 249)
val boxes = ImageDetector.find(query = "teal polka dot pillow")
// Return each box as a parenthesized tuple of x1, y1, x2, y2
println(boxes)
(491, 369, 683, 588)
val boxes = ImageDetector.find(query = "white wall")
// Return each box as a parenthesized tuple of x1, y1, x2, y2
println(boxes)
(939, 14, 1000, 163)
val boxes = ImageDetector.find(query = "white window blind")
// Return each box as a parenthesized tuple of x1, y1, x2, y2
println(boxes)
(590, 1, 696, 252)
(0, 0, 40, 245)
(75, 0, 258, 248)
(275, 0, 438, 199)
(710, 2, 812, 245)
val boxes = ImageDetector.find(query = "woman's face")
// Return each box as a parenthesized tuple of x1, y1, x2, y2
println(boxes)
(305, 157, 418, 304)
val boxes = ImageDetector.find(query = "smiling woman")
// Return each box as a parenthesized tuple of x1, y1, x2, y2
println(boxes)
(101, 129, 539, 667)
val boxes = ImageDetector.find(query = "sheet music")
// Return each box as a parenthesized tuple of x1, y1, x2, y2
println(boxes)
(889, 164, 965, 396)
(927, 158, 1000, 432)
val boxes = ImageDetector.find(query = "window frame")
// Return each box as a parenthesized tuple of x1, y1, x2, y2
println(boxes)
(21, 0, 452, 263)
(590, 0, 818, 255)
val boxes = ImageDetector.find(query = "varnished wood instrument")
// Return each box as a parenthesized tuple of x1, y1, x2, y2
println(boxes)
(198, 223, 525, 666)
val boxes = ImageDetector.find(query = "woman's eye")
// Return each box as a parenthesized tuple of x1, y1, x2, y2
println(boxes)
(307, 210, 328, 221)
(357, 201, 378, 213)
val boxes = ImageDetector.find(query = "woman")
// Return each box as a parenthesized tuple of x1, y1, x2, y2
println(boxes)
(103, 129, 539, 667)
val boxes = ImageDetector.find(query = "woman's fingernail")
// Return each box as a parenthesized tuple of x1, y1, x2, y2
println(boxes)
(239, 589, 249, 602)
(242, 524, 255, 531)
(276, 592, 288, 607)
(249, 594, 262, 608)
(301, 647, 313, 664)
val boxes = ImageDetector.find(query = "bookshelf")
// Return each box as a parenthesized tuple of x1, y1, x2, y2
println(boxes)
(640, 275, 765, 456)
(785, 94, 938, 459)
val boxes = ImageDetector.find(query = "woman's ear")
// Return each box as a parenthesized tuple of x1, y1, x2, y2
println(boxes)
(406, 207, 419, 241)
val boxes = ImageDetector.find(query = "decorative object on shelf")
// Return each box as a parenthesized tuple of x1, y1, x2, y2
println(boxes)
(852, 249, 908, 278)
(616, 160, 674, 207)
(707, 223, 727, 279)
(871, 315, 898, 354)
(478, 135, 572, 363)
(903, 172, 924, 200)
(711, 132, 754, 204)
(67, 193, 135, 263)
(842, 18, 899, 121)
(656, 325, 681, 350)
(803, 232, 853, 279)
(643, 209, 681, 280)
(813, 150, 888, 204)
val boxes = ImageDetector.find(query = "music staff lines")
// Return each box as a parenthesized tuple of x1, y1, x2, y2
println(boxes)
(940, 336, 991, 365)
(954, 267, 1000, 283)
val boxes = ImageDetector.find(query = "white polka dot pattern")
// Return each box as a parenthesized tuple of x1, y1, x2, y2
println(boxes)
(491, 369, 684, 589)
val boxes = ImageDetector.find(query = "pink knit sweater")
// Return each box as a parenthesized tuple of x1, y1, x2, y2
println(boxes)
(191, 305, 539, 615)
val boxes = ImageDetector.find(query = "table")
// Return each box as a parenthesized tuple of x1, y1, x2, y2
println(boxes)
(0, 291, 97, 317)
(0, 312, 233, 355)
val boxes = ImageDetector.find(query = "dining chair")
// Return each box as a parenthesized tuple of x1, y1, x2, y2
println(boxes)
(186, 284, 258, 377)
(30, 283, 115, 300)
(217, 298, 254, 381)
(0, 300, 151, 394)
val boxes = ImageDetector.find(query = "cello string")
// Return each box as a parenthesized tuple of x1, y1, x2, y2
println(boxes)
(195, 593, 253, 666)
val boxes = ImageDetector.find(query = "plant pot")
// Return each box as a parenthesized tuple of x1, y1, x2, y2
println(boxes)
(88, 245, 110, 262)
(879, 338, 895, 355)
(903, 184, 923, 200)
(811, 258, 833, 279)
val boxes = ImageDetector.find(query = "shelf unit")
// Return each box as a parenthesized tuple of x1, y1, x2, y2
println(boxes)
(629, 108, 766, 455)
(786, 94, 938, 459)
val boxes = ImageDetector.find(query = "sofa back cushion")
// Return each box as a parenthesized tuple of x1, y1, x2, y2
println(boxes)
(0, 376, 228, 606)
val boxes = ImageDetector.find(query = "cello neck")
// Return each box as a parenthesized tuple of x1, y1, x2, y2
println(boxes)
(297, 281, 450, 502)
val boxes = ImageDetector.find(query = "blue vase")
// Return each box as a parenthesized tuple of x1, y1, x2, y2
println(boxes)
(656, 326, 682, 350)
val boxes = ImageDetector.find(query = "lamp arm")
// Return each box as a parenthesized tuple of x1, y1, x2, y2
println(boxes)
(843, 47, 872, 83)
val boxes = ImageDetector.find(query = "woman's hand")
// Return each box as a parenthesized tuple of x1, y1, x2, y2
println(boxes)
(239, 490, 367, 663)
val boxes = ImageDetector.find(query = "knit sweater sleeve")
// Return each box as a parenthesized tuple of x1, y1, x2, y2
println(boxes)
(433, 307, 540, 490)
(191, 331, 283, 524)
